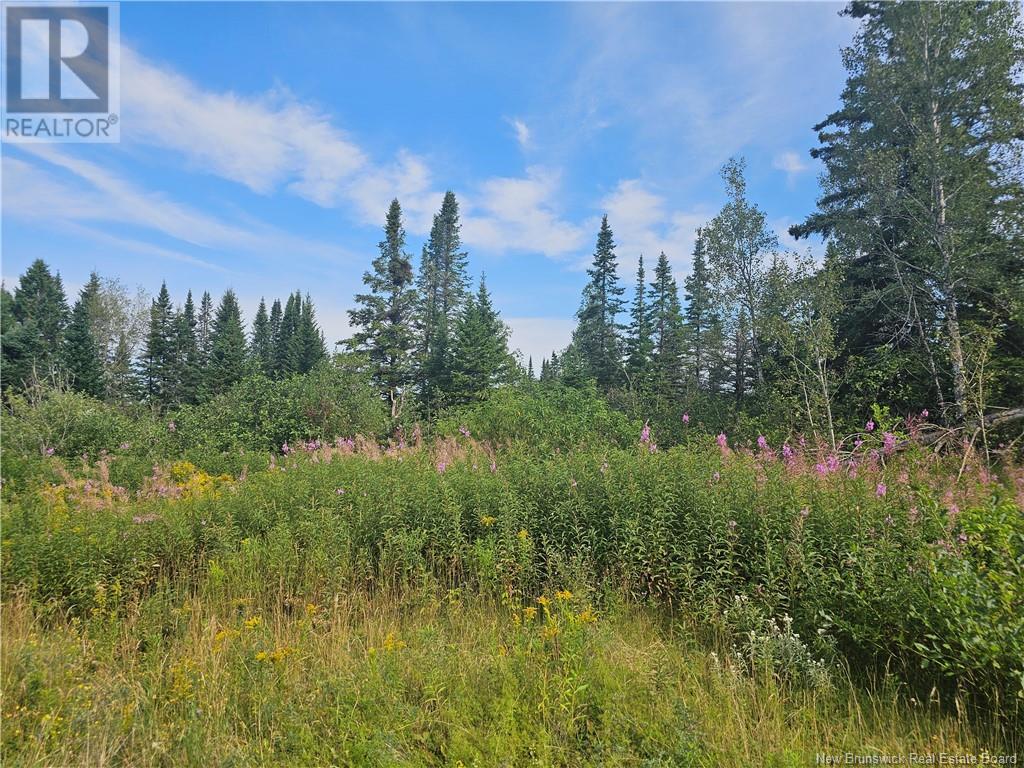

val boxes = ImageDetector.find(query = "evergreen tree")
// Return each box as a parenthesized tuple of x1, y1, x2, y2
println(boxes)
(268, 298, 283, 368)
(2, 260, 69, 389)
(173, 291, 201, 405)
(573, 215, 625, 390)
(274, 293, 300, 375)
(682, 233, 720, 389)
(293, 293, 327, 373)
(450, 275, 513, 404)
(793, 0, 1024, 419)
(207, 289, 247, 395)
(625, 255, 653, 387)
(348, 199, 418, 417)
(527, 357, 534, 380)
(62, 272, 104, 398)
(649, 251, 686, 394)
(416, 191, 469, 412)
(108, 332, 138, 403)
(141, 282, 176, 404)
(250, 298, 273, 375)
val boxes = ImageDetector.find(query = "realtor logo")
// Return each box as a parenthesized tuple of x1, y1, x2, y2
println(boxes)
(3, 3, 120, 142)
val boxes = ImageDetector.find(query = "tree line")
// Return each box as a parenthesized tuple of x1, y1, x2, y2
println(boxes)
(2, 1, 1021, 440)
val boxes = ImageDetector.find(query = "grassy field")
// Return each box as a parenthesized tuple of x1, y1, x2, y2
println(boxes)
(2, 434, 1022, 766)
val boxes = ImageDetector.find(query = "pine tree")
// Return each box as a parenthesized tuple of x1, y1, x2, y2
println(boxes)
(108, 332, 138, 403)
(173, 291, 201, 405)
(250, 298, 273, 376)
(416, 191, 469, 413)
(208, 289, 247, 395)
(62, 272, 104, 398)
(573, 215, 625, 390)
(625, 255, 653, 387)
(141, 282, 176, 404)
(2, 260, 69, 389)
(450, 275, 512, 404)
(348, 199, 418, 417)
(649, 251, 686, 394)
(268, 299, 283, 370)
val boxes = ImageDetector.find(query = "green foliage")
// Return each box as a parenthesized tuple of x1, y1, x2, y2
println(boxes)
(574, 215, 626, 391)
(436, 384, 638, 450)
(61, 273, 104, 399)
(449, 275, 515, 405)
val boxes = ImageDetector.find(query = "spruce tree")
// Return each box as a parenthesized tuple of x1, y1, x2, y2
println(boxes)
(3, 260, 69, 389)
(348, 199, 419, 417)
(625, 255, 653, 387)
(62, 272, 104, 398)
(274, 293, 300, 375)
(141, 282, 176, 404)
(250, 298, 273, 375)
(268, 299, 283, 370)
(174, 291, 201, 405)
(573, 215, 625, 390)
(108, 332, 138, 403)
(293, 293, 327, 373)
(450, 275, 512, 404)
(682, 233, 720, 389)
(416, 191, 469, 412)
(649, 251, 686, 394)
(208, 289, 247, 395)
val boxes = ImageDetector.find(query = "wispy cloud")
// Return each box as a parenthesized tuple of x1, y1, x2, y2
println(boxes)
(508, 118, 532, 151)
(773, 150, 810, 183)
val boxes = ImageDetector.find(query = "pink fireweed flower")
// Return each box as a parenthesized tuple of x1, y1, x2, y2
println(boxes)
(865, 420, 875, 432)
(782, 444, 793, 460)
(716, 433, 728, 450)
(921, 409, 929, 419)
(640, 423, 652, 444)
(757, 435, 768, 451)
(908, 506, 920, 523)
(489, 460, 497, 474)
(875, 482, 887, 498)
(436, 461, 447, 474)
(281, 442, 291, 455)
(826, 455, 840, 473)
(458, 425, 471, 438)
(815, 462, 827, 476)
(957, 532, 968, 544)
(682, 412, 690, 425)
(335, 488, 345, 495)
(883, 432, 896, 455)
(854, 438, 864, 449)
(44, 446, 55, 456)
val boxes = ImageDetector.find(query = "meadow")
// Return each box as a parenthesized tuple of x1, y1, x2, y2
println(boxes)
(2, 388, 1022, 766)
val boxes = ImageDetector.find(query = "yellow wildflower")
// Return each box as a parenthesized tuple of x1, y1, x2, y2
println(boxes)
(305, 603, 319, 617)
(244, 616, 262, 629)
(480, 515, 497, 527)
(382, 632, 406, 652)
(254, 651, 268, 662)
(536, 595, 550, 607)
(541, 622, 560, 640)
(517, 529, 529, 541)
(523, 606, 538, 621)
(576, 608, 598, 625)
(555, 589, 573, 602)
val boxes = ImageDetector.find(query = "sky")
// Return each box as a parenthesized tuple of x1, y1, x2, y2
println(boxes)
(1, 1, 860, 366)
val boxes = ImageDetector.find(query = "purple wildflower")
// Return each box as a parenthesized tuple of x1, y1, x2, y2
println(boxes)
(876, 482, 887, 498)
(883, 432, 896, 455)
(865, 420, 875, 432)
(757, 435, 768, 451)
(682, 412, 690, 425)
(458, 425, 471, 438)
(716, 433, 728, 450)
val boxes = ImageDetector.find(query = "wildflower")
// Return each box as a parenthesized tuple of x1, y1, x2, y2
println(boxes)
(727, 519, 737, 531)
(640, 423, 652, 444)
(717, 433, 728, 449)
(682, 412, 690, 425)
(875, 482, 887, 498)
(541, 622, 560, 640)
(489, 460, 497, 474)
(480, 515, 497, 527)
(883, 432, 896, 455)
(119, 442, 131, 451)
(335, 488, 346, 495)
(436, 461, 447, 474)
(44, 446, 55, 456)
(244, 616, 262, 629)
(782, 444, 793, 460)
(826, 454, 840, 473)
(458, 425, 471, 438)
(517, 528, 529, 541)
(168, 421, 177, 433)
(921, 409, 929, 419)
(712, 471, 721, 482)
(757, 435, 768, 451)
(865, 420, 875, 432)
(908, 506, 920, 523)
(523, 606, 538, 621)
(957, 532, 968, 544)
(800, 507, 810, 519)
(555, 589, 573, 602)
(884, 515, 894, 526)
(536, 595, 550, 607)
(382, 632, 406, 652)
(132, 514, 160, 524)
(854, 439, 864, 449)
(281, 442, 291, 455)
(305, 603, 319, 616)
(254, 651, 268, 661)
(576, 608, 598, 625)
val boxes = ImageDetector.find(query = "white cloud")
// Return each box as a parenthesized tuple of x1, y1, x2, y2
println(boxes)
(509, 118, 532, 150)
(505, 316, 577, 367)
(462, 167, 587, 258)
(599, 179, 707, 279)
(773, 150, 810, 182)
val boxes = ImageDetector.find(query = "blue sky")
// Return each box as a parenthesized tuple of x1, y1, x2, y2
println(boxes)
(2, 1, 858, 365)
